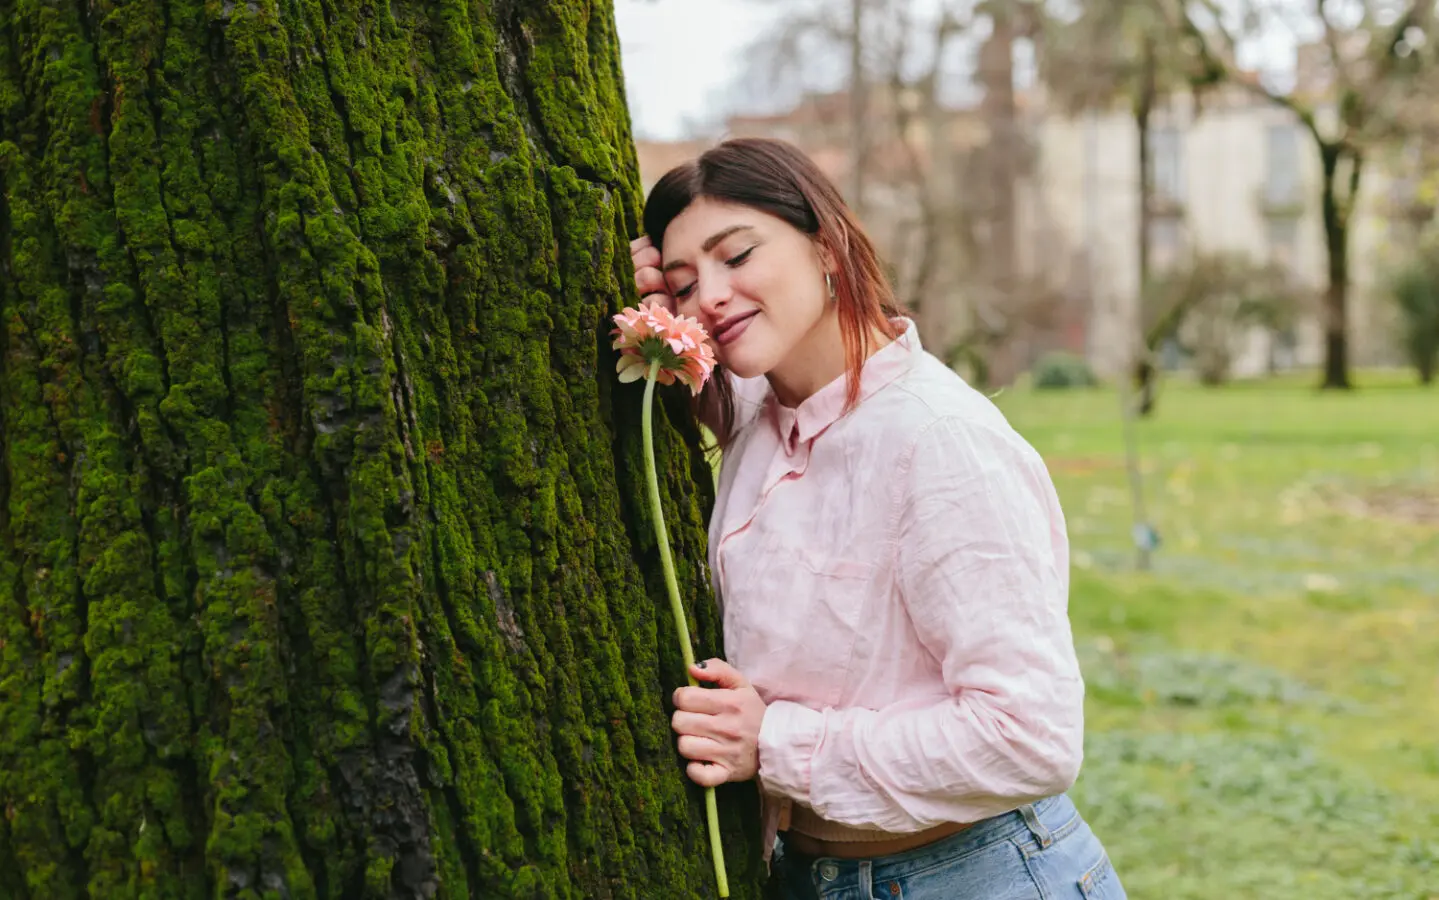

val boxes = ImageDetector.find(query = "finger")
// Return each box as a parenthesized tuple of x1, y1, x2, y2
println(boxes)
(630, 235, 654, 256)
(687, 760, 732, 788)
(672, 685, 729, 715)
(631, 245, 662, 270)
(634, 266, 668, 297)
(691, 658, 749, 690)
(676, 734, 725, 763)
(670, 710, 724, 741)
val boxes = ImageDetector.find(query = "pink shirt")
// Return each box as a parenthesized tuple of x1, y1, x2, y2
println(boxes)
(710, 320, 1084, 852)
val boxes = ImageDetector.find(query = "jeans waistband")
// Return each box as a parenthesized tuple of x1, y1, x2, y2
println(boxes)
(779, 793, 1078, 887)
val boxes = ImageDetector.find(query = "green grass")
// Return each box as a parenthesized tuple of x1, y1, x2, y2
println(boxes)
(993, 373, 1439, 899)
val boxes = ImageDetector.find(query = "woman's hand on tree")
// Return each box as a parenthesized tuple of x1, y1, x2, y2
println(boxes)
(671, 659, 767, 787)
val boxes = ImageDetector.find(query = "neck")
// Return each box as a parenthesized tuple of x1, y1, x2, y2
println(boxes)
(767, 313, 893, 408)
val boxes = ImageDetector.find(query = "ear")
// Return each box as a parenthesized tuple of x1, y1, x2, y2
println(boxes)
(815, 241, 838, 277)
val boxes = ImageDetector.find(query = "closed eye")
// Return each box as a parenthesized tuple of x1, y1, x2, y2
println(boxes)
(726, 246, 754, 267)
(671, 246, 753, 300)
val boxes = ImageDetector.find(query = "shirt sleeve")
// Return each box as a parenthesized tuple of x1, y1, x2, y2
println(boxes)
(755, 414, 1085, 833)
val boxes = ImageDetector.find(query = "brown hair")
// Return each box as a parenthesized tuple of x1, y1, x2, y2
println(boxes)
(642, 137, 906, 445)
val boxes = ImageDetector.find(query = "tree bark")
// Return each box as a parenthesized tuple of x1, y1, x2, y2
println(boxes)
(1319, 141, 1358, 390)
(0, 1, 761, 898)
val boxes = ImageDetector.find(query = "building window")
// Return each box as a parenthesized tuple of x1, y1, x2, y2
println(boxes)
(1267, 217, 1299, 270)
(1148, 126, 1184, 207)
(1265, 124, 1302, 207)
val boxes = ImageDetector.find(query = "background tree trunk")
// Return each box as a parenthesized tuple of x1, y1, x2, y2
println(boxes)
(847, 0, 867, 216)
(973, 6, 1019, 387)
(1133, 32, 1157, 417)
(1319, 142, 1357, 390)
(0, 1, 761, 897)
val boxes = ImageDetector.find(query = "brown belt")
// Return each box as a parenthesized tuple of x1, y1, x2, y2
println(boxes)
(781, 821, 972, 860)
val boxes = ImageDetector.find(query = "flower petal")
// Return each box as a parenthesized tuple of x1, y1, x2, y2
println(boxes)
(614, 302, 716, 389)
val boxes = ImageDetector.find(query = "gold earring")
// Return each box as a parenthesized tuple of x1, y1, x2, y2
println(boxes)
(825, 272, 837, 302)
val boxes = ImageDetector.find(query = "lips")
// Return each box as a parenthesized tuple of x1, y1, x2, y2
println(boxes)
(713, 310, 759, 346)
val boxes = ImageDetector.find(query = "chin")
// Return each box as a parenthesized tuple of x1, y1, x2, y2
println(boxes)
(715, 326, 787, 380)
(716, 348, 774, 381)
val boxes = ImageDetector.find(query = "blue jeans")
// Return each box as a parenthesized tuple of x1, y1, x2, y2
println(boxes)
(768, 794, 1125, 900)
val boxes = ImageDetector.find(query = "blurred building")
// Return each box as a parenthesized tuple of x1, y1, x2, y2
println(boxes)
(1037, 82, 1405, 379)
(635, 67, 1414, 384)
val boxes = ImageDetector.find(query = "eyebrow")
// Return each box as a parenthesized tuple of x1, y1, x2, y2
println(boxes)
(661, 225, 755, 272)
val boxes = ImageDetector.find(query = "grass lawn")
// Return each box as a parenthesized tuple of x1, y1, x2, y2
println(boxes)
(993, 371, 1439, 899)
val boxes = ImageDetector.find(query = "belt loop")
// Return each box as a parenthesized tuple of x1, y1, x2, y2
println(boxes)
(1019, 803, 1053, 849)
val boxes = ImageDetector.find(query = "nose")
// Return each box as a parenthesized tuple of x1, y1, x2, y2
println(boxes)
(695, 270, 733, 320)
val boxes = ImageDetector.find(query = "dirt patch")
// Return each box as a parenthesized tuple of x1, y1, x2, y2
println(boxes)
(1329, 485, 1439, 527)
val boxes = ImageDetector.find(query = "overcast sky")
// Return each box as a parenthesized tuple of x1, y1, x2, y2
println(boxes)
(614, 0, 781, 140)
(613, 0, 986, 139)
(613, 0, 1313, 141)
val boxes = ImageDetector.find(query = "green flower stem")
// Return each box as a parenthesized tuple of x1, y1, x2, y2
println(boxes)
(641, 358, 730, 898)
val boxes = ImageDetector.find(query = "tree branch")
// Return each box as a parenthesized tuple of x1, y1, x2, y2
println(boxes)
(1190, 0, 1324, 140)
(740, 7, 851, 106)
(888, 0, 970, 310)
(1315, 0, 1356, 103)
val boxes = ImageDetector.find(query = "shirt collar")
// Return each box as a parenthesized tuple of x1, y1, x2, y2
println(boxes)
(768, 318, 919, 453)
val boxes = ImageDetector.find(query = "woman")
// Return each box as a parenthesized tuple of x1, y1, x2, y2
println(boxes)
(631, 138, 1124, 900)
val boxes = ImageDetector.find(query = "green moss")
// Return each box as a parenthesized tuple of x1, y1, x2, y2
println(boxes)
(0, 0, 764, 896)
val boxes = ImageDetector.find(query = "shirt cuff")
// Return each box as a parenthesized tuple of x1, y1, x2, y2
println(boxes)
(756, 700, 825, 804)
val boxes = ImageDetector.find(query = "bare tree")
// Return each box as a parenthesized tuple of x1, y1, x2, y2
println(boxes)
(737, 0, 894, 215)
(1036, 0, 1222, 412)
(735, 0, 1066, 384)
(1189, 0, 1439, 389)
(1026, 0, 1220, 569)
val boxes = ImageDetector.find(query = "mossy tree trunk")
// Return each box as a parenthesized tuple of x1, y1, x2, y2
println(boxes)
(0, 1, 760, 897)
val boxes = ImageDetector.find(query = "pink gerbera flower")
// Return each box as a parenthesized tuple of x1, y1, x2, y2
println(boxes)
(611, 302, 717, 395)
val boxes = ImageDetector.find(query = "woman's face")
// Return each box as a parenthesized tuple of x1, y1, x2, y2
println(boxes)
(661, 197, 831, 381)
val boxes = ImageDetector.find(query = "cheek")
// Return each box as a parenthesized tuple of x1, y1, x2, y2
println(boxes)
(727, 258, 825, 338)
(734, 263, 794, 313)
(766, 271, 825, 327)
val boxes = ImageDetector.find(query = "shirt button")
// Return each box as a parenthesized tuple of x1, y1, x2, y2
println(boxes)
(819, 862, 839, 882)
